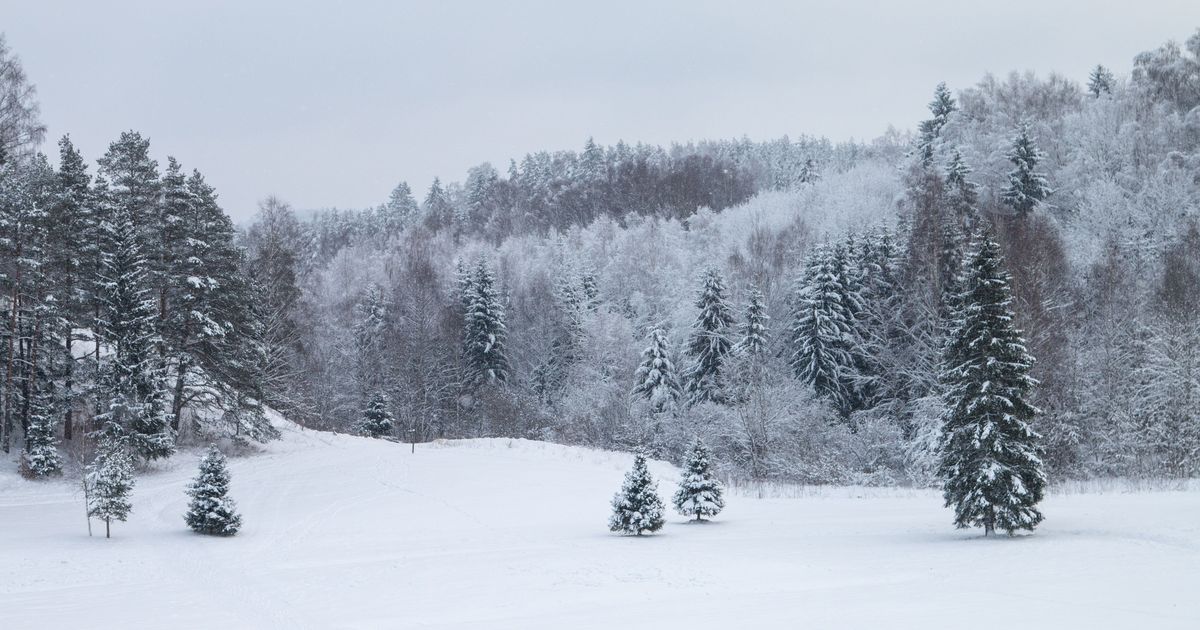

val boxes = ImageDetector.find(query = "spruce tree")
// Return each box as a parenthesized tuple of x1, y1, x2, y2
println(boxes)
(184, 445, 242, 536)
(938, 236, 1046, 536)
(48, 135, 91, 442)
(916, 83, 957, 166)
(609, 454, 665, 536)
(1000, 125, 1052, 217)
(631, 327, 682, 413)
(87, 441, 135, 538)
(789, 245, 858, 416)
(736, 286, 770, 356)
(96, 207, 175, 460)
(673, 437, 725, 521)
(686, 267, 735, 404)
(20, 385, 62, 478)
(1087, 64, 1115, 97)
(462, 259, 510, 386)
(357, 390, 395, 438)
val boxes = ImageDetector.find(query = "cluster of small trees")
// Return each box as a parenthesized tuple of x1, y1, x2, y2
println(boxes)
(86, 445, 241, 538)
(610, 438, 726, 536)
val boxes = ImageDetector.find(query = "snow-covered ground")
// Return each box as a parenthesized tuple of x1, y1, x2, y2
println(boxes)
(1, 422, 1199, 629)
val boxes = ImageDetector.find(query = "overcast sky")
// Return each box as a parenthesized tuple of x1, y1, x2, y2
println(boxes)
(4, 1, 1199, 220)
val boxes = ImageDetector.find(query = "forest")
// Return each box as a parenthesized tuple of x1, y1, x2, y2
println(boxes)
(2, 28, 1199, 488)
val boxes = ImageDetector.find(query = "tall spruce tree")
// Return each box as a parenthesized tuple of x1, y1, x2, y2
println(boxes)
(938, 235, 1046, 536)
(48, 136, 91, 442)
(86, 440, 134, 538)
(631, 327, 682, 413)
(184, 445, 242, 536)
(916, 83, 957, 166)
(672, 437, 725, 521)
(608, 453, 666, 536)
(789, 245, 858, 416)
(96, 207, 174, 460)
(20, 384, 62, 478)
(685, 267, 735, 404)
(462, 259, 509, 386)
(1000, 125, 1052, 216)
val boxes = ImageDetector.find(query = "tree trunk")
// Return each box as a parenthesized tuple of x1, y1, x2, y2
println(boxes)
(105, 519, 110, 539)
(63, 332, 73, 440)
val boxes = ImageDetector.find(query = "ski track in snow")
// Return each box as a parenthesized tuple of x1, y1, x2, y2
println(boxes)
(1, 422, 1199, 629)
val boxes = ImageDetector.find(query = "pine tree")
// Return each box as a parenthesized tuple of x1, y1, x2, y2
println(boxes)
(916, 83, 957, 166)
(736, 286, 770, 355)
(96, 207, 175, 460)
(686, 267, 735, 404)
(1000, 125, 1052, 217)
(384, 181, 419, 233)
(20, 384, 62, 478)
(86, 441, 135, 538)
(673, 437, 725, 521)
(631, 327, 682, 413)
(184, 445, 242, 536)
(462, 259, 510, 386)
(944, 150, 978, 223)
(938, 236, 1046, 536)
(608, 453, 665, 536)
(357, 390, 395, 438)
(353, 283, 387, 397)
(789, 245, 858, 416)
(1087, 64, 1115, 97)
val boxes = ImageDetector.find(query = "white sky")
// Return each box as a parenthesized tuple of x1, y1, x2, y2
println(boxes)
(4, 0, 1199, 220)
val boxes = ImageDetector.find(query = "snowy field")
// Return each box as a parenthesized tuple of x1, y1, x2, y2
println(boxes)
(2, 422, 1199, 630)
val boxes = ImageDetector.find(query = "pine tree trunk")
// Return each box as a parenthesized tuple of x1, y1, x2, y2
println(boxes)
(105, 519, 110, 539)
(171, 358, 187, 432)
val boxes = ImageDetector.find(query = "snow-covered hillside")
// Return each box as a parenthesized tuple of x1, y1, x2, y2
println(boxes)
(2, 424, 1199, 629)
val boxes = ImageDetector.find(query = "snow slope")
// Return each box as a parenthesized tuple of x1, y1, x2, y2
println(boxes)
(1, 422, 1199, 629)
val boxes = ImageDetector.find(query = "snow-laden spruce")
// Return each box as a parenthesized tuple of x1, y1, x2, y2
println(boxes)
(937, 235, 1046, 536)
(673, 437, 725, 521)
(86, 441, 135, 538)
(462, 259, 510, 386)
(686, 266, 735, 404)
(609, 454, 666, 536)
(735, 285, 770, 356)
(357, 390, 395, 438)
(184, 446, 242, 536)
(20, 386, 62, 478)
(630, 327, 682, 414)
(789, 243, 864, 416)
(999, 124, 1052, 216)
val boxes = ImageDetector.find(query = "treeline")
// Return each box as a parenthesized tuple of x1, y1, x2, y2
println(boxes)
(248, 28, 1200, 485)
(0, 130, 275, 477)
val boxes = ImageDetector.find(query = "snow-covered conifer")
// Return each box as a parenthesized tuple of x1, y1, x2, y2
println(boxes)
(609, 454, 665, 535)
(736, 286, 770, 356)
(1000, 125, 1052, 216)
(673, 437, 725, 521)
(184, 445, 242, 536)
(631, 327, 682, 413)
(686, 267, 735, 404)
(916, 83, 957, 166)
(462, 259, 510, 386)
(1087, 64, 1115, 97)
(789, 245, 859, 416)
(938, 235, 1045, 535)
(20, 386, 62, 478)
(87, 441, 135, 538)
(357, 390, 395, 438)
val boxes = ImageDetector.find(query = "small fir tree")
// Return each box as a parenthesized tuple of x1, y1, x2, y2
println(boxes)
(938, 236, 1046, 536)
(462, 259, 510, 386)
(357, 390, 395, 438)
(609, 454, 666, 536)
(1000, 124, 1052, 216)
(184, 446, 242, 536)
(87, 442, 135, 538)
(789, 245, 859, 416)
(673, 438, 725, 521)
(631, 327, 683, 413)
